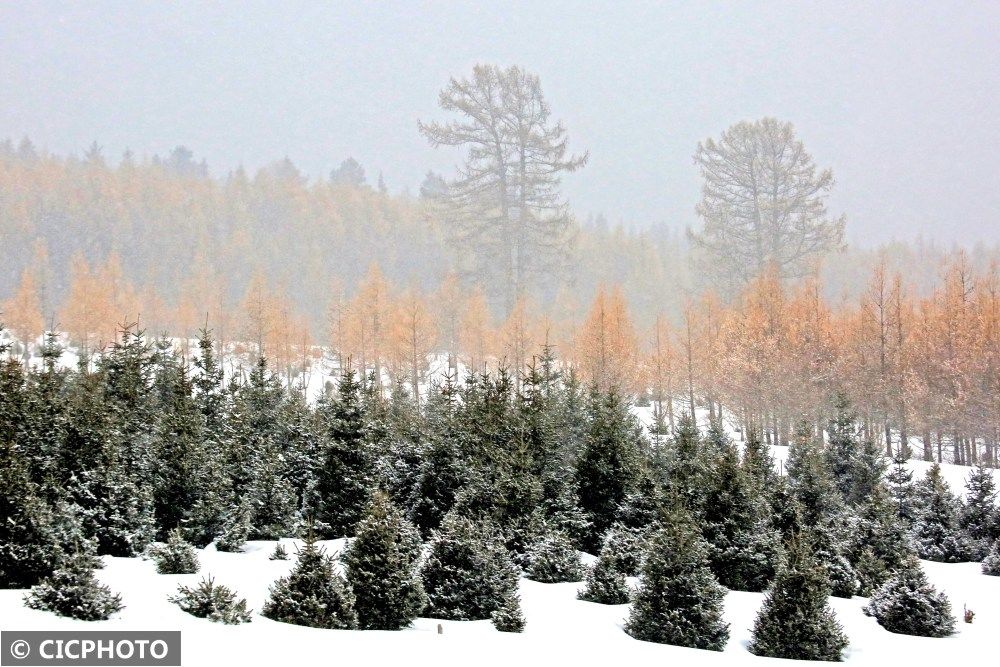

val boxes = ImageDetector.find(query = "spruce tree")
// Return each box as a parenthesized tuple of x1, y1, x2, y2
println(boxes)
(666, 413, 712, 520)
(261, 538, 357, 629)
(982, 540, 1000, 575)
(24, 550, 124, 621)
(702, 435, 782, 591)
(741, 426, 777, 493)
(748, 534, 849, 662)
(316, 370, 373, 537)
(887, 452, 917, 525)
(575, 388, 643, 551)
(598, 523, 647, 577)
(911, 464, 967, 562)
(850, 439, 888, 507)
(342, 493, 426, 630)
(0, 441, 64, 588)
(624, 508, 729, 651)
(525, 529, 584, 583)
(170, 576, 252, 624)
(491, 591, 526, 633)
(959, 464, 998, 559)
(787, 421, 842, 527)
(812, 519, 859, 598)
(149, 529, 199, 574)
(577, 541, 630, 604)
(150, 360, 204, 537)
(824, 392, 859, 502)
(541, 476, 592, 551)
(864, 558, 956, 637)
(420, 514, 518, 620)
(850, 484, 915, 595)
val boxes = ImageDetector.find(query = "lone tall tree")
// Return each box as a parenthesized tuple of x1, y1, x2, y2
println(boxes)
(688, 118, 845, 293)
(420, 64, 588, 313)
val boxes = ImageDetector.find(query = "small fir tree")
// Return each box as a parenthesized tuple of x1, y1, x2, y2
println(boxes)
(342, 492, 426, 630)
(577, 542, 630, 604)
(981, 540, 1000, 575)
(269, 542, 289, 561)
(214, 501, 251, 553)
(911, 465, 967, 563)
(575, 389, 643, 551)
(261, 539, 357, 629)
(959, 465, 998, 559)
(748, 534, 849, 662)
(624, 508, 729, 650)
(702, 436, 782, 591)
(491, 591, 526, 633)
(316, 370, 374, 537)
(599, 523, 647, 576)
(170, 576, 252, 624)
(526, 529, 584, 583)
(864, 558, 956, 637)
(850, 484, 915, 595)
(149, 529, 199, 574)
(24, 551, 124, 621)
(420, 514, 519, 620)
(887, 452, 916, 525)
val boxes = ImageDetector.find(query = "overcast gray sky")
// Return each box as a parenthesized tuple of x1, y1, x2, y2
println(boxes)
(2, 0, 998, 245)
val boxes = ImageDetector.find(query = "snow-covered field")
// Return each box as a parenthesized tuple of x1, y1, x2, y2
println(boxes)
(2, 536, 996, 666)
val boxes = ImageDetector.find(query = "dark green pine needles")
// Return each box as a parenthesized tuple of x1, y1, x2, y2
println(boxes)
(261, 539, 357, 629)
(342, 492, 426, 630)
(420, 514, 519, 620)
(625, 509, 729, 651)
(864, 558, 956, 637)
(749, 534, 848, 661)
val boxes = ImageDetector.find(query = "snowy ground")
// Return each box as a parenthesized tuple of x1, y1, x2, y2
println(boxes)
(2, 537, 996, 666)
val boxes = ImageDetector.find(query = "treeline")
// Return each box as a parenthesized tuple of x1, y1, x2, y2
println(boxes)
(0, 138, 688, 337)
(4, 251, 999, 469)
(3, 325, 998, 656)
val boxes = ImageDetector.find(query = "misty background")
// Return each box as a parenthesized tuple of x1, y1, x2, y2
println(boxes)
(2, 0, 998, 245)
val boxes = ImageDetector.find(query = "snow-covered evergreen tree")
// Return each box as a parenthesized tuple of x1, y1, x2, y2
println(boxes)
(665, 413, 713, 520)
(851, 484, 915, 594)
(959, 464, 998, 559)
(824, 393, 859, 500)
(599, 523, 647, 577)
(316, 370, 374, 537)
(887, 451, 917, 525)
(911, 464, 967, 562)
(149, 529, 199, 574)
(526, 528, 584, 583)
(491, 590, 526, 633)
(577, 540, 630, 604)
(787, 421, 843, 527)
(625, 508, 729, 651)
(24, 550, 124, 621)
(261, 538, 357, 629)
(420, 514, 519, 620)
(575, 389, 643, 551)
(408, 380, 465, 535)
(170, 576, 252, 624)
(864, 558, 956, 637)
(982, 539, 1000, 575)
(342, 492, 426, 630)
(749, 533, 848, 661)
(701, 434, 782, 591)
(0, 441, 71, 588)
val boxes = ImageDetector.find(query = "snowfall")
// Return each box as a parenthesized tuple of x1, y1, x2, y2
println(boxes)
(2, 340, 998, 666)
